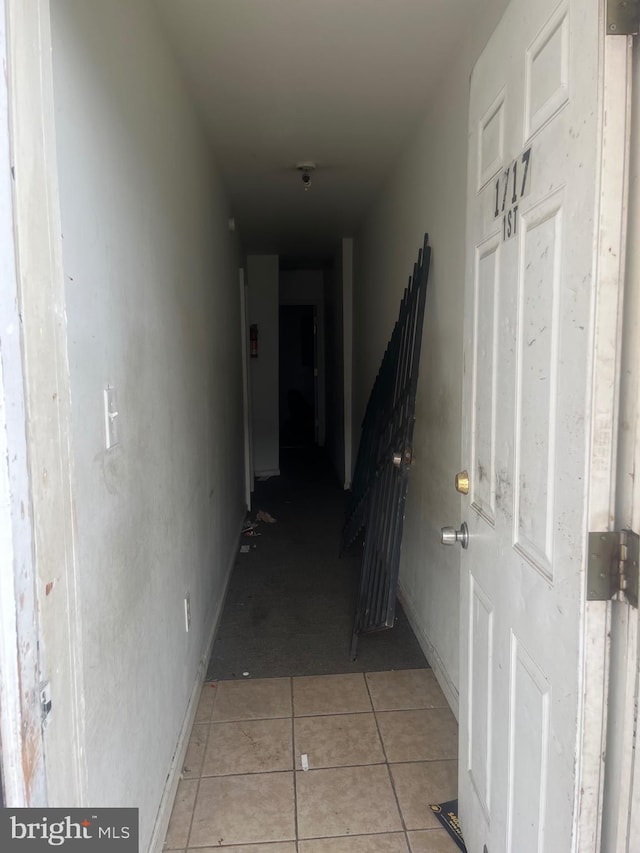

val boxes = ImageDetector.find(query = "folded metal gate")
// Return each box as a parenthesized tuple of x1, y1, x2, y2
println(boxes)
(342, 234, 431, 659)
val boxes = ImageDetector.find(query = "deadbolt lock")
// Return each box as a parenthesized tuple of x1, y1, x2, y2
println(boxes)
(455, 470, 469, 495)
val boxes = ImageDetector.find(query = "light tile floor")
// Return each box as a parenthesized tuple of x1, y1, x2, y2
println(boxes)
(163, 670, 460, 852)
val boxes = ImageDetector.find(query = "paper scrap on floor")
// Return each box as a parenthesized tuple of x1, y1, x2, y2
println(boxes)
(256, 510, 277, 523)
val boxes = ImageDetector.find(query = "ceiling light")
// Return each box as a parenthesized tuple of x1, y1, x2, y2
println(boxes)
(296, 161, 316, 191)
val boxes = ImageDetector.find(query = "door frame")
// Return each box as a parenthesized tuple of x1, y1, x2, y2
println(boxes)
(239, 268, 254, 509)
(278, 289, 326, 448)
(342, 238, 354, 488)
(575, 28, 634, 852)
(0, 0, 46, 805)
(3, 0, 87, 804)
(600, 31, 640, 853)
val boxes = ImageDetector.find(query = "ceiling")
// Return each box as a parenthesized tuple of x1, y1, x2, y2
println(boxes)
(154, 0, 485, 259)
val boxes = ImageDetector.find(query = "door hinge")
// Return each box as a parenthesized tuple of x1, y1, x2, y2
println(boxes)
(40, 680, 52, 729)
(587, 530, 639, 607)
(607, 0, 639, 35)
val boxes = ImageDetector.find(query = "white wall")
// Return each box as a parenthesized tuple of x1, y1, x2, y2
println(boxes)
(50, 1, 244, 846)
(322, 239, 354, 488)
(324, 252, 345, 483)
(248, 255, 280, 475)
(353, 0, 508, 709)
(342, 239, 354, 487)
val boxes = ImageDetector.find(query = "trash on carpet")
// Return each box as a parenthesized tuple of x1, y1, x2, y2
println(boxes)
(242, 510, 277, 537)
(256, 509, 277, 523)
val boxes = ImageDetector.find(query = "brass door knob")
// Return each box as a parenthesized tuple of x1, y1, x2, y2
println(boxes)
(455, 470, 469, 495)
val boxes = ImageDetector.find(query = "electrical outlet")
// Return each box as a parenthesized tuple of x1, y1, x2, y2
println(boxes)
(184, 594, 191, 632)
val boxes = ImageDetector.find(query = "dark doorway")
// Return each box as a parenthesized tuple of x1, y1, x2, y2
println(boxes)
(279, 305, 316, 448)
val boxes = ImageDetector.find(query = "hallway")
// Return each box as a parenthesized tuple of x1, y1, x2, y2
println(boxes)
(163, 670, 459, 852)
(6, 3, 637, 852)
(162, 452, 459, 850)
(207, 450, 427, 681)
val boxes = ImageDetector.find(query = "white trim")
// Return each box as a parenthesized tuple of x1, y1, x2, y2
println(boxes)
(577, 29, 633, 853)
(397, 581, 459, 721)
(601, 30, 640, 853)
(148, 510, 243, 853)
(239, 269, 254, 509)
(342, 238, 354, 488)
(0, 0, 46, 806)
(7, 0, 87, 803)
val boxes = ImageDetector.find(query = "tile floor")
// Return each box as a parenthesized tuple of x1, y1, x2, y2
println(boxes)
(163, 669, 460, 852)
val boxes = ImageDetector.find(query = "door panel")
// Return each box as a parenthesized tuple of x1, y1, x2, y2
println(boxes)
(460, 1, 614, 851)
(507, 635, 551, 853)
(470, 236, 500, 527)
(467, 577, 494, 819)
(513, 193, 563, 578)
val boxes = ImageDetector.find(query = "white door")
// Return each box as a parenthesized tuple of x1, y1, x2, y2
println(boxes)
(459, 1, 626, 850)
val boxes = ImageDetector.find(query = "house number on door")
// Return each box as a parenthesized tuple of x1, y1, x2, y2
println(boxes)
(493, 146, 532, 241)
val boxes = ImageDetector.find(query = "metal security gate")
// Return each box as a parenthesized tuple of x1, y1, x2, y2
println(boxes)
(342, 234, 431, 658)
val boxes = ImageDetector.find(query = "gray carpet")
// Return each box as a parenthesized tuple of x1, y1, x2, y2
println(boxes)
(206, 448, 428, 681)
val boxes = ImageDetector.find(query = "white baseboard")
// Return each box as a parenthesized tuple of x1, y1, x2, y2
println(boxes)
(397, 581, 459, 722)
(148, 510, 243, 853)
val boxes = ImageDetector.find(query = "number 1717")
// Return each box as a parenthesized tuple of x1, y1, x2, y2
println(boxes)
(494, 146, 531, 218)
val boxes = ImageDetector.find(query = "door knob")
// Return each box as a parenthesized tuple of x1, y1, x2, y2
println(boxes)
(392, 448, 413, 468)
(441, 522, 469, 549)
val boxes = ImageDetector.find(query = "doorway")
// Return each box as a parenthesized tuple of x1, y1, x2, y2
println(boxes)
(279, 305, 317, 448)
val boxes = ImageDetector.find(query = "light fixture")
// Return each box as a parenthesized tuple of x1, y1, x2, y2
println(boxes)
(296, 161, 316, 191)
